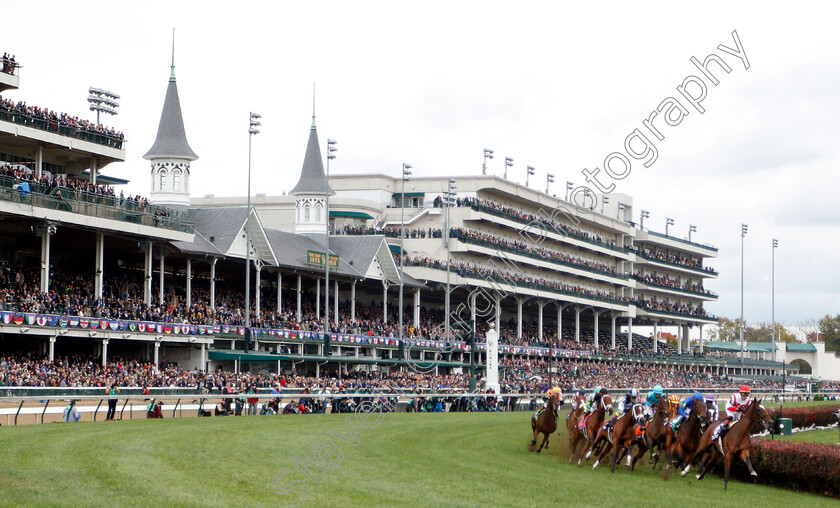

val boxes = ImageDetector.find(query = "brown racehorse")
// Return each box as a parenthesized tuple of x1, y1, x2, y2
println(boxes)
(593, 403, 647, 473)
(641, 396, 678, 469)
(664, 400, 708, 479)
(571, 393, 612, 465)
(530, 392, 561, 453)
(694, 399, 772, 489)
(566, 394, 587, 452)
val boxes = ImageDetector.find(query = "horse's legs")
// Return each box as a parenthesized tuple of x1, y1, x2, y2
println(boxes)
(723, 453, 733, 490)
(630, 443, 647, 472)
(531, 426, 538, 448)
(741, 449, 757, 477)
(593, 438, 612, 470)
(695, 448, 718, 480)
(537, 432, 548, 453)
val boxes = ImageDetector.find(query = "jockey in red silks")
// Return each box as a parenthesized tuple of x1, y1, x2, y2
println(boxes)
(712, 385, 751, 440)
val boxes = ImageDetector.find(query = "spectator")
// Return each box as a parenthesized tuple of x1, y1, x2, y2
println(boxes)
(106, 382, 119, 421)
(63, 400, 81, 422)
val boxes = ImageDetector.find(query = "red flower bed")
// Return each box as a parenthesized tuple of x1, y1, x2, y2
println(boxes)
(770, 404, 840, 428)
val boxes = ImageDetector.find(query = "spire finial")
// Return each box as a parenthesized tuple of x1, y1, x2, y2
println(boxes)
(169, 28, 176, 82)
(311, 82, 316, 129)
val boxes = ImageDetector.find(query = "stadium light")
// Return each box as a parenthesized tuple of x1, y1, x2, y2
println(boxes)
(665, 217, 675, 236)
(245, 112, 261, 336)
(640, 210, 650, 230)
(617, 202, 626, 220)
(772, 238, 779, 362)
(400, 163, 412, 352)
(565, 181, 573, 201)
(526, 165, 535, 188)
(482, 148, 494, 175)
(601, 194, 610, 215)
(740, 223, 748, 362)
(688, 224, 697, 242)
(325, 138, 338, 339)
(444, 177, 457, 341)
(504, 157, 513, 179)
(87, 87, 120, 126)
(546, 173, 555, 195)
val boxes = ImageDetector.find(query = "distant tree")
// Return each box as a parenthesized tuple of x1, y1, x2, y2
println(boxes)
(818, 314, 840, 352)
(710, 317, 796, 344)
(711, 317, 742, 341)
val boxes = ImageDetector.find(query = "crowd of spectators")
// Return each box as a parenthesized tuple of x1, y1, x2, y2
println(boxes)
(634, 271, 711, 295)
(0, 95, 123, 147)
(633, 246, 716, 273)
(403, 255, 627, 304)
(635, 296, 709, 318)
(2, 53, 18, 75)
(451, 227, 618, 276)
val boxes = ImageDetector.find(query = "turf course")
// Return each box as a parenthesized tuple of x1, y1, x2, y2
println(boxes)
(1, 410, 838, 507)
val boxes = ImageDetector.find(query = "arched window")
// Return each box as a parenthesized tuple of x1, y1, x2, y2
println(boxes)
(160, 174, 167, 191)
(304, 203, 311, 222)
(173, 174, 181, 191)
(315, 202, 322, 222)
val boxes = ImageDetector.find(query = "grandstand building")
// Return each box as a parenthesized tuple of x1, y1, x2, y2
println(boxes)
(2, 51, 835, 386)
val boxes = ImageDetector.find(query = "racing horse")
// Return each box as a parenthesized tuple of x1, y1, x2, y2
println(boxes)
(693, 399, 772, 489)
(664, 399, 708, 479)
(571, 393, 612, 465)
(642, 395, 679, 469)
(566, 392, 587, 451)
(592, 403, 647, 473)
(530, 391, 561, 453)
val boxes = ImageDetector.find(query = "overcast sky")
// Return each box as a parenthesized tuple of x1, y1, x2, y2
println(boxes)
(5, 1, 840, 326)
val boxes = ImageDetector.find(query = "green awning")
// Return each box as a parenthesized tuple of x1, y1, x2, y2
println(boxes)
(329, 211, 374, 219)
(388, 244, 406, 254)
(392, 192, 425, 197)
(786, 343, 817, 352)
(208, 349, 475, 368)
(79, 171, 130, 185)
(698, 341, 779, 352)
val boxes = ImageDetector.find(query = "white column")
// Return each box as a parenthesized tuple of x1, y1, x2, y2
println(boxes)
(574, 306, 581, 343)
(49, 336, 56, 362)
(315, 277, 321, 319)
(102, 339, 109, 367)
(158, 247, 165, 304)
(185, 258, 192, 308)
(593, 310, 600, 349)
(351, 280, 356, 322)
(676, 325, 682, 354)
(153, 341, 161, 374)
(627, 317, 633, 351)
(470, 292, 477, 324)
(94, 232, 104, 299)
(255, 263, 262, 319)
(144, 242, 153, 306)
(516, 297, 524, 340)
(210, 258, 217, 311)
(277, 272, 282, 315)
(40, 228, 50, 293)
(698, 325, 704, 354)
(334, 280, 339, 326)
(201, 343, 207, 372)
(683, 324, 690, 353)
(382, 282, 388, 324)
(35, 145, 44, 178)
(494, 293, 501, 333)
(653, 321, 659, 353)
(557, 305, 562, 342)
(611, 314, 617, 349)
(485, 324, 500, 393)
(90, 157, 98, 184)
(537, 301, 544, 343)
(297, 274, 302, 322)
(413, 289, 420, 329)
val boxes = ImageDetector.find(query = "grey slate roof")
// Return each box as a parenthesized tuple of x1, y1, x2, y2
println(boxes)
(187, 207, 248, 254)
(171, 229, 224, 256)
(289, 125, 334, 196)
(143, 71, 199, 161)
(264, 229, 359, 277)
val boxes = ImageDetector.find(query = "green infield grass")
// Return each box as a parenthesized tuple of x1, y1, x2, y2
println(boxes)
(0, 410, 838, 507)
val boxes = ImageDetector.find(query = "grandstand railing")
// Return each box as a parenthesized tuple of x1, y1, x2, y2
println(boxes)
(463, 200, 628, 255)
(0, 175, 193, 233)
(632, 275, 718, 298)
(453, 231, 628, 280)
(635, 249, 718, 276)
(0, 108, 124, 149)
(645, 230, 719, 252)
(635, 301, 716, 321)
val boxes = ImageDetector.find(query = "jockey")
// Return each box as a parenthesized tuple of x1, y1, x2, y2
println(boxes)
(543, 387, 562, 410)
(585, 387, 608, 415)
(726, 385, 752, 420)
(705, 393, 719, 422)
(713, 385, 751, 440)
(607, 388, 638, 427)
(672, 392, 703, 430)
(571, 388, 587, 411)
(642, 385, 664, 421)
